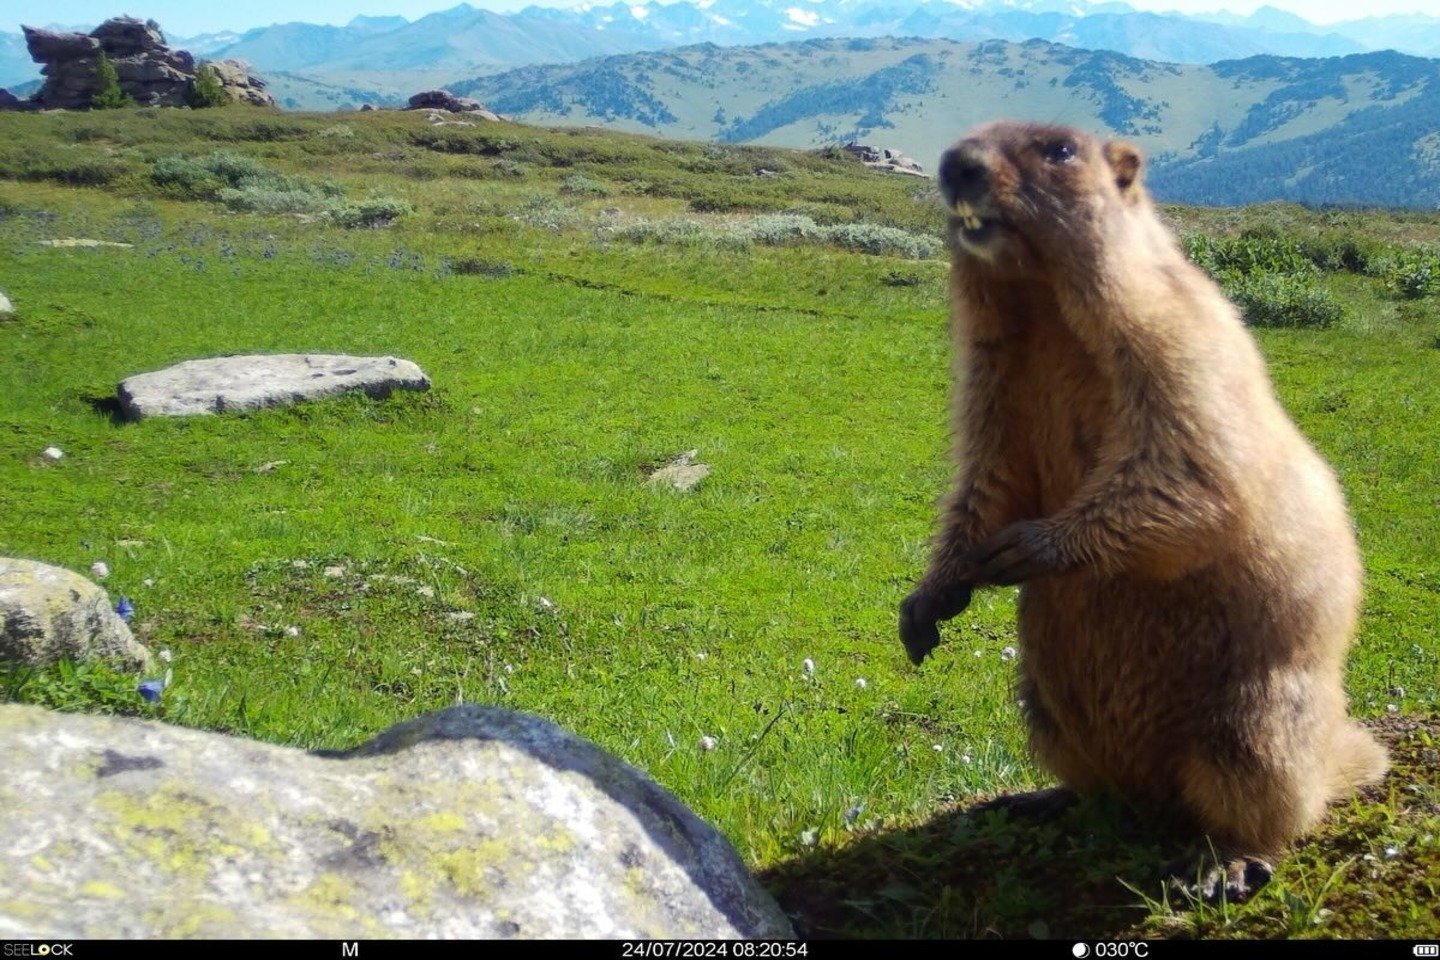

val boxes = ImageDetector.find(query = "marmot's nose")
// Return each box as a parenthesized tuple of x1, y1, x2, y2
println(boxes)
(939, 143, 991, 203)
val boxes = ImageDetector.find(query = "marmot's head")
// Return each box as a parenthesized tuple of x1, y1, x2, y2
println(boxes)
(938, 121, 1145, 278)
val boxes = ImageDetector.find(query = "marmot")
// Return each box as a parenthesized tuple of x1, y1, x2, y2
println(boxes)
(899, 120, 1387, 901)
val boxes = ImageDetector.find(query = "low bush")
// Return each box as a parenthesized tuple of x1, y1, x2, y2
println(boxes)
(1224, 272, 1343, 329)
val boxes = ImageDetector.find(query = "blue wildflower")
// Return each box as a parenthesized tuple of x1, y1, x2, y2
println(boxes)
(115, 596, 134, 623)
(138, 679, 166, 704)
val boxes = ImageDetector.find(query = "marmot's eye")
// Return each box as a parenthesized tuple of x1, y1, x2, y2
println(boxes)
(1043, 141, 1077, 165)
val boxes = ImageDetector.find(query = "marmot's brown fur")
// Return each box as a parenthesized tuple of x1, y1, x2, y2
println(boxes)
(900, 120, 1387, 900)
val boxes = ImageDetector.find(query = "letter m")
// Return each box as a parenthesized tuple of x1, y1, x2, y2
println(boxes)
(342, 944, 359, 957)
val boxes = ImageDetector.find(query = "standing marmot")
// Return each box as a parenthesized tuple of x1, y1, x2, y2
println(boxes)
(899, 120, 1387, 901)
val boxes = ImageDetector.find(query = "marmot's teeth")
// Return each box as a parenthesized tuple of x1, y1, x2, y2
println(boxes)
(964, 216, 983, 231)
(955, 201, 974, 219)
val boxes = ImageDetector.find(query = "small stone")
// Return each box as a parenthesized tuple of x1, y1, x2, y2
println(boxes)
(0, 290, 13, 315)
(854, 677, 868, 689)
(42, 447, 63, 460)
(284, 626, 301, 638)
(698, 736, 717, 751)
(646, 450, 711, 492)
(802, 658, 815, 676)
(90, 561, 109, 580)
(536, 596, 556, 613)
(1000, 645, 1017, 661)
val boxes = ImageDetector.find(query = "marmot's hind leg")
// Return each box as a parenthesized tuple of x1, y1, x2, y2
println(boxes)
(1327, 722, 1388, 797)
(1165, 744, 1329, 904)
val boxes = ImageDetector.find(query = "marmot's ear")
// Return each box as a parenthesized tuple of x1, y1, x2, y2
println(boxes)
(1104, 140, 1143, 192)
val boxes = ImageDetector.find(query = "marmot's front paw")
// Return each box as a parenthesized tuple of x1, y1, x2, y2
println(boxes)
(899, 582, 973, 665)
(962, 520, 1063, 585)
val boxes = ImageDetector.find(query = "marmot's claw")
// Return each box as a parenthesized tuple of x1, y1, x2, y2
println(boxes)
(899, 583, 973, 664)
(963, 521, 1061, 585)
(1164, 855, 1274, 906)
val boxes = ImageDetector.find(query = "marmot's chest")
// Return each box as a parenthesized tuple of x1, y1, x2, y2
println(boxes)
(1007, 325, 1113, 515)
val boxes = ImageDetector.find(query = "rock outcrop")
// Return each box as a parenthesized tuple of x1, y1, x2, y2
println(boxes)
(407, 89, 504, 122)
(15, 16, 276, 110)
(116, 354, 432, 420)
(0, 558, 153, 670)
(0, 703, 794, 939)
(407, 89, 487, 113)
(841, 141, 927, 177)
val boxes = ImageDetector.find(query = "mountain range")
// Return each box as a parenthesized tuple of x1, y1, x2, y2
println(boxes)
(453, 36, 1440, 208)
(6, 1, 1440, 101)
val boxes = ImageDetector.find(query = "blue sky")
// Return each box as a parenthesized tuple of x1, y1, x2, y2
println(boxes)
(11, 0, 1437, 38)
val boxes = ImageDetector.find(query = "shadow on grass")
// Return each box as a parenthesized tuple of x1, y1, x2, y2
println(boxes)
(761, 790, 1187, 939)
(83, 393, 130, 426)
(762, 715, 1440, 940)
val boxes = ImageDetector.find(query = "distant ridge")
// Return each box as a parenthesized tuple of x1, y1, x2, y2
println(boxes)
(452, 37, 1440, 209)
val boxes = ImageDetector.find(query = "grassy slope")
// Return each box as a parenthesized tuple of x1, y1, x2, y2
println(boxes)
(0, 106, 1436, 939)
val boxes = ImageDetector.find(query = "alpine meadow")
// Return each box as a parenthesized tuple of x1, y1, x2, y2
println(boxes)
(0, 99, 1437, 938)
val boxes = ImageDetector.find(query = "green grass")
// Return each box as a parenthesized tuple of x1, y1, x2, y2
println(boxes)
(1, 105, 1437, 939)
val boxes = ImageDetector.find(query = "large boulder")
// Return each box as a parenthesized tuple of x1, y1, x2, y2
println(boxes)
(0, 558, 152, 670)
(19, 16, 276, 110)
(116, 354, 432, 420)
(87, 17, 168, 57)
(0, 703, 794, 939)
(407, 89, 487, 113)
(204, 59, 275, 107)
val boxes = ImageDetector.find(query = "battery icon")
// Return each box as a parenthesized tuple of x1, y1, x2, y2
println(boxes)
(1414, 946, 1438, 956)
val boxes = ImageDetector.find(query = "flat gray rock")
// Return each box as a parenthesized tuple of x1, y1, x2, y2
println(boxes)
(0, 704, 793, 939)
(647, 450, 712, 492)
(0, 558, 152, 670)
(117, 354, 431, 420)
(0, 290, 12, 315)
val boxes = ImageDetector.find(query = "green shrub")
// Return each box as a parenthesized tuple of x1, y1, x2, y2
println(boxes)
(91, 53, 133, 110)
(190, 64, 230, 109)
(217, 185, 338, 216)
(1295, 232, 1384, 275)
(516, 194, 584, 231)
(1, 145, 129, 186)
(608, 213, 942, 259)
(1183, 229, 1316, 279)
(1384, 252, 1440, 300)
(559, 172, 613, 197)
(150, 155, 225, 198)
(331, 193, 412, 228)
(1224, 272, 1342, 329)
(448, 257, 515, 278)
(823, 222, 943, 259)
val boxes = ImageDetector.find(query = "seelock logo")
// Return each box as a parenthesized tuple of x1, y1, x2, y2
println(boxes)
(4, 945, 75, 956)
